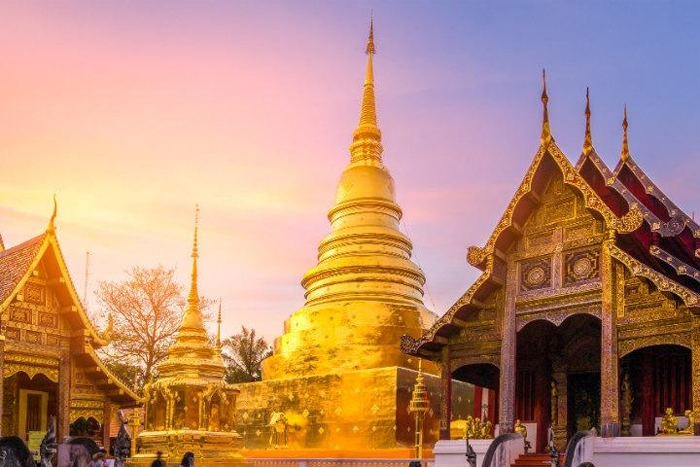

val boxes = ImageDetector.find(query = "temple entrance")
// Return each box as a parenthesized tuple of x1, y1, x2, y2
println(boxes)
(620, 344, 692, 436)
(567, 372, 600, 436)
(516, 314, 601, 452)
(451, 363, 500, 436)
(2, 372, 58, 442)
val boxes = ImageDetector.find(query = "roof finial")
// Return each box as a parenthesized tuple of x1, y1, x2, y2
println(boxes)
(540, 69, 553, 146)
(47, 194, 58, 233)
(621, 104, 630, 162)
(350, 16, 383, 162)
(582, 87, 593, 156)
(216, 298, 222, 350)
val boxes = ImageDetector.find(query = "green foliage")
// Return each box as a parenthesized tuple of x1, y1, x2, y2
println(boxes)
(222, 326, 272, 383)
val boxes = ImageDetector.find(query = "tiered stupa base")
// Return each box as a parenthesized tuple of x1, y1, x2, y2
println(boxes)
(233, 366, 472, 457)
(129, 430, 246, 467)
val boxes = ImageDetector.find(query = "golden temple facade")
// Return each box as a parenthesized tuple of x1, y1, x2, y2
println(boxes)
(402, 77, 700, 451)
(0, 203, 139, 448)
(235, 22, 472, 456)
(132, 208, 245, 466)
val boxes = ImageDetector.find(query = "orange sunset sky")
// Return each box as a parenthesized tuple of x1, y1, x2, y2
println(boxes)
(1, 1, 698, 342)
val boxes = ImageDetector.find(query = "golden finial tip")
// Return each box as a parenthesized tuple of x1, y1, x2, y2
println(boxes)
(621, 104, 630, 162)
(47, 194, 58, 232)
(192, 204, 200, 258)
(583, 87, 593, 155)
(366, 15, 375, 55)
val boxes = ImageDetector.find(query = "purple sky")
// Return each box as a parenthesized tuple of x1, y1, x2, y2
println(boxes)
(1, 1, 698, 342)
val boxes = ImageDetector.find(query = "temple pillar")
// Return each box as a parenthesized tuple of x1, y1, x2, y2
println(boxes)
(499, 258, 517, 434)
(57, 350, 71, 441)
(103, 403, 112, 451)
(551, 362, 567, 451)
(599, 231, 620, 437)
(692, 314, 700, 435)
(439, 347, 452, 440)
(0, 334, 5, 436)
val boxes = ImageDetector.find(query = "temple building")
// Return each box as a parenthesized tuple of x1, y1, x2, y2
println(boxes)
(233, 23, 472, 456)
(402, 77, 700, 452)
(133, 208, 244, 466)
(0, 202, 139, 448)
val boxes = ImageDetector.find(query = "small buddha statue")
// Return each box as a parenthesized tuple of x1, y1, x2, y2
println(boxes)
(679, 410, 695, 435)
(659, 407, 678, 435)
(481, 420, 493, 439)
(515, 419, 531, 454)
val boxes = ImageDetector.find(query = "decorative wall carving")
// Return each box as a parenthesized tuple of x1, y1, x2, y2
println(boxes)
(520, 258, 552, 292)
(39, 312, 58, 328)
(564, 249, 600, 286)
(10, 307, 31, 325)
(24, 283, 45, 304)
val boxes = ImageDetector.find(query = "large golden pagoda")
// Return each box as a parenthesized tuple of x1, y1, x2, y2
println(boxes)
(234, 22, 471, 457)
(130, 208, 245, 466)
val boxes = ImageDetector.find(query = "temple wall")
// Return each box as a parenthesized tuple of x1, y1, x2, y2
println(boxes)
(233, 366, 472, 453)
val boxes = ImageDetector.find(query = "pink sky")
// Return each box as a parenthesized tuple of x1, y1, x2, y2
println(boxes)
(1, 1, 698, 343)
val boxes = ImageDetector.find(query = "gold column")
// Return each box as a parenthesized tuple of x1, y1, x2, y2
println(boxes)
(600, 230, 620, 437)
(57, 349, 71, 441)
(103, 403, 112, 451)
(692, 314, 700, 435)
(129, 408, 140, 458)
(0, 333, 5, 436)
(499, 258, 517, 434)
(439, 347, 452, 440)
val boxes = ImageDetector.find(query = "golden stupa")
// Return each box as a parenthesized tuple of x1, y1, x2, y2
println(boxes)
(130, 208, 245, 467)
(234, 22, 472, 457)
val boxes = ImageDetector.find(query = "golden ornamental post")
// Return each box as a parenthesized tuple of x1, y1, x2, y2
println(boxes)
(409, 360, 430, 459)
(129, 408, 140, 457)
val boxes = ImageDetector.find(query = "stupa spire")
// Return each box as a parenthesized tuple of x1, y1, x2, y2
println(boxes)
(350, 17, 383, 163)
(582, 87, 593, 156)
(216, 298, 222, 350)
(180, 204, 204, 331)
(621, 105, 630, 162)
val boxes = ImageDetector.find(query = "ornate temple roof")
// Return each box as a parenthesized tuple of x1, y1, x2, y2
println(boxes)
(0, 202, 140, 404)
(402, 78, 700, 358)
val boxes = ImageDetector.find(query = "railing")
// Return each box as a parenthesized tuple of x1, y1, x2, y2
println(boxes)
(482, 433, 524, 467)
(248, 459, 413, 467)
(562, 430, 596, 467)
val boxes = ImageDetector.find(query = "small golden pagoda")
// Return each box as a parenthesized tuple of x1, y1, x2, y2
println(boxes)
(130, 207, 245, 466)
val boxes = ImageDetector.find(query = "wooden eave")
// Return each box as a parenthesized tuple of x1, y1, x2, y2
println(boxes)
(614, 155, 700, 260)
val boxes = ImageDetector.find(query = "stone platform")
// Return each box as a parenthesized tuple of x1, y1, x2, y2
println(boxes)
(233, 366, 473, 453)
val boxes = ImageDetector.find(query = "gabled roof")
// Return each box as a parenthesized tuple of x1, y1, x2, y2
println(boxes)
(402, 139, 644, 357)
(404, 99, 698, 357)
(1, 224, 141, 405)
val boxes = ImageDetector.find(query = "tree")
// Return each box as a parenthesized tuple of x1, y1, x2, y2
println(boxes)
(222, 326, 272, 383)
(95, 266, 213, 393)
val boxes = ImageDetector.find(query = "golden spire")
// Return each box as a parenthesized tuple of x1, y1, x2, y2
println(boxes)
(47, 194, 58, 233)
(582, 87, 593, 156)
(540, 69, 553, 146)
(216, 298, 222, 350)
(180, 204, 203, 330)
(621, 104, 630, 162)
(350, 17, 383, 163)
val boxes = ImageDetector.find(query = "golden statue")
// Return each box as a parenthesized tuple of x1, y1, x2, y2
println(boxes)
(268, 411, 288, 448)
(550, 380, 558, 424)
(658, 408, 679, 435)
(450, 415, 493, 440)
(679, 410, 695, 435)
(515, 419, 531, 454)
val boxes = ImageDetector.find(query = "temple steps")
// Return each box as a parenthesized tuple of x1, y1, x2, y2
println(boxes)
(510, 453, 564, 467)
